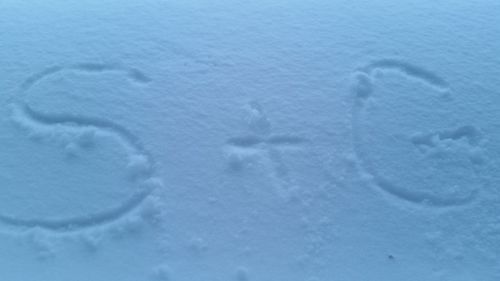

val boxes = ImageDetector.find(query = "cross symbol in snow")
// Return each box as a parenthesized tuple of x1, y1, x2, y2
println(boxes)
(225, 101, 307, 199)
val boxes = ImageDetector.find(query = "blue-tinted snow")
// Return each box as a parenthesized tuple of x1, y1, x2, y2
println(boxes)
(0, 0, 499, 280)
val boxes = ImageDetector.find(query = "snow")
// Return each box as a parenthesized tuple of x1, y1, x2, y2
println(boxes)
(0, 0, 499, 280)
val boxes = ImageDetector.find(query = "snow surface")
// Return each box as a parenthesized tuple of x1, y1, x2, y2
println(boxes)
(0, 0, 499, 280)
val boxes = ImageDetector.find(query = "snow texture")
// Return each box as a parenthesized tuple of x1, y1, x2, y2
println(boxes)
(0, 0, 499, 280)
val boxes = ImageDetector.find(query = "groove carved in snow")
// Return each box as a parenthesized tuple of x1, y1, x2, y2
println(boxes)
(0, 63, 161, 232)
(351, 59, 485, 208)
(224, 101, 308, 200)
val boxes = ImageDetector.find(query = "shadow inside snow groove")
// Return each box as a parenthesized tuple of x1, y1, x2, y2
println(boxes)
(20, 63, 151, 91)
(0, 63, 161, 232)
(351, 59, 482, 209)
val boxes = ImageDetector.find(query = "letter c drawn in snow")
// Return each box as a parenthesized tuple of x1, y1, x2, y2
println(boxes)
(350, 59, 486, 209)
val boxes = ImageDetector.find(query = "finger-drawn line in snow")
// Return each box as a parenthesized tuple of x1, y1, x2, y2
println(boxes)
(21, 63, 151, 91)
(0, 63, 161, 232)
(410, 125, 482, 151)
(357, 59, 449, 92)
(225, 101, 308, 200)
(227, 135, 307, 149)
(351, 59, 482, 208)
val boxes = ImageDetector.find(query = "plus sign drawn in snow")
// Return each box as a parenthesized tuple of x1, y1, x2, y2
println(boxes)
(0, 63, 162, 232)
(225, 101, 308, 200)
(351, 59, 485, 208)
